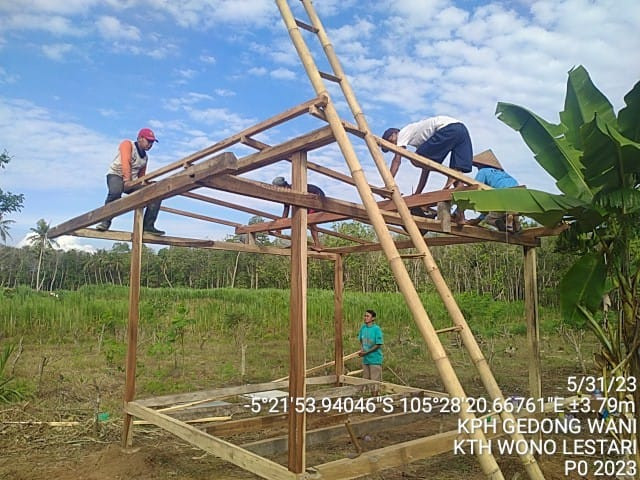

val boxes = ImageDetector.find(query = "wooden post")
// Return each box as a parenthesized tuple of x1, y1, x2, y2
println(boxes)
(524, 247, 542, 400)
(122, 208, 143, 447)
(334, 254, 344, 383)
(437, 201, 451, 233)
(287, 151, 308, 473)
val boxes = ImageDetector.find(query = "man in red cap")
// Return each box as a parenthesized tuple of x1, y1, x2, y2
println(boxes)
(95, 128, 164, 235)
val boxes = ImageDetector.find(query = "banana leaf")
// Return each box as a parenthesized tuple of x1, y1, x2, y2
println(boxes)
(495, 103, 592, 202)
(582, 115, 640, 191)
(618, 79, 640, 142)
(452, 188, 587, 227)
(559, 65, 617, 149)
(559, 252, 607, 327)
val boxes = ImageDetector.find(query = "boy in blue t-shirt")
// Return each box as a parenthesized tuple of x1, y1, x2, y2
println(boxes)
(358, 309, 384, 395)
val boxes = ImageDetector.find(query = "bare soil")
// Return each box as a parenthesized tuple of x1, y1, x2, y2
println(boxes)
(0, 330, 607, 480)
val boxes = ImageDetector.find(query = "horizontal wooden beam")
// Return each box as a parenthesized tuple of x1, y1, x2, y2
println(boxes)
(239, 134, 392, 198)
(127, 96, 328, 187)
(65, 228, 335, 259)
(243, 410, 430, 457)
(324, 235, 483, 254)
(160, 206, 241, 228)
(309, 428, 461, 479)
(48, 152, 238, 238)
(181, 191, 279, 220)
(181, 190, 369, 245)
(138, 375, 336, 407)
(221, 178, 537, 246)
(125, 402, 296, 480)
(234, 125, 336, 175)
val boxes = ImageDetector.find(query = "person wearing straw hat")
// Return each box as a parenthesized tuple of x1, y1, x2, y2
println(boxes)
(95, 128, 164, 235)
(381, 116, 473, 193)
(272, 176, 325, 250)
(467, 154, 522, 233)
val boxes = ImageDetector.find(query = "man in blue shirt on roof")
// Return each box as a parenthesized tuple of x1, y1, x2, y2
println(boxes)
(468, 154, 521, 233)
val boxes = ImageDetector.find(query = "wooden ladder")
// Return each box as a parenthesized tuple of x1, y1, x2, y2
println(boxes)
(275, 1, 546, 480)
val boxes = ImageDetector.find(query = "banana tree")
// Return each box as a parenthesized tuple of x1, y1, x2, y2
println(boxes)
(454, 66, 640, 447)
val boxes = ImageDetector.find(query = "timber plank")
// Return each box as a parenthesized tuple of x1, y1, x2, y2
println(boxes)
(125, 402, 296, 480)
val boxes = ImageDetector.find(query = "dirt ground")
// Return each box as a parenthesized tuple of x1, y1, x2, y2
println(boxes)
(0, 331, 617, 480)
(0, 411, 573, 480)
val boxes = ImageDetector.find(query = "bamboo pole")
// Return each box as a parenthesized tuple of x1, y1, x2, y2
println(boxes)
(276, 2, 504, 478)
(295, 2, 545, 478)
(122, 208, 143, 448)
(274, 352, 359, 383)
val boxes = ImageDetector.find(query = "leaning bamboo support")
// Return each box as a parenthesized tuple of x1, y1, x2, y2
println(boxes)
(278, 2, 505, 478)
(292, 0, 544, 480)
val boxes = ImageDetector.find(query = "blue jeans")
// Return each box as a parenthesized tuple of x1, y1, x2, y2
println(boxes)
(414, 122, 472, 173)
(103, 174, 161, 227)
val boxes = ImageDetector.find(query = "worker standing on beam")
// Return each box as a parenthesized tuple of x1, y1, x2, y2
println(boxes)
(95, 128, 165, 235)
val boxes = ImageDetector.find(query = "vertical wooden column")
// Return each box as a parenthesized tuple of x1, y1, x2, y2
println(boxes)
(122, 208, 143, 447)
(333, 254, 344, 383)
(524, 246, 542, 400)
(287, 151, 308, 473)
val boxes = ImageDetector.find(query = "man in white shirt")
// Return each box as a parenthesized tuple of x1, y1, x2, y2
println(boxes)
(381, 116, 473, 193)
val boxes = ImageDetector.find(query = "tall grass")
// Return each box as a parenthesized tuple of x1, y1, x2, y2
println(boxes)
(0, 285, 561, 344)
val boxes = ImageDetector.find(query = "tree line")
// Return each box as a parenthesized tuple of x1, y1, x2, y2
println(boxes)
(0, 220, 575, 306)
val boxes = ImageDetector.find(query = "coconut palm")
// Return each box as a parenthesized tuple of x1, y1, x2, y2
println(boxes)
(28, 219, 57, 291)
(0, 217, 14, 243)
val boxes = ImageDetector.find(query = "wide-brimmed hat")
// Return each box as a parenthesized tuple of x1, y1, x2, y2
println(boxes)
(472, 149, 503, 170)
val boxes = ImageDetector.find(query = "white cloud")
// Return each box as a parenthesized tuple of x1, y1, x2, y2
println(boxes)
(214, 88, 235, 97)
(16, 233, 97, 253)
(0, 0, 100, 15)
(248, 66, 268, 76)
(0, 67, 19, 84)
(0, 98, 114, 190)
(2, 14, 82, 36)
(95, 16, 140, 41)
(41, 43, 74, 61)
(185, 107, 255, 134)
(164, 92, 215, 111)
(147, 0, 276, 29)
(200, 54, 216, 64)
(98, 108, 118, 117)
(270, 68, 296, 81)
(176, 68, 197, 80)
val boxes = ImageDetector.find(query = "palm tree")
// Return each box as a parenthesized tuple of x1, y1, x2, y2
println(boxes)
(0, 217, 14, 243)
(28, 219, 57, 291)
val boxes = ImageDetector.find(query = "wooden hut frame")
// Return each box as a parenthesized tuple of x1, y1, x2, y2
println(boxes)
(47, 1, 567, 479)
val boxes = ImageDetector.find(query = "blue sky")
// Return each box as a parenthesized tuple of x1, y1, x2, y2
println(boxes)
(1, 0, 639, 252)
